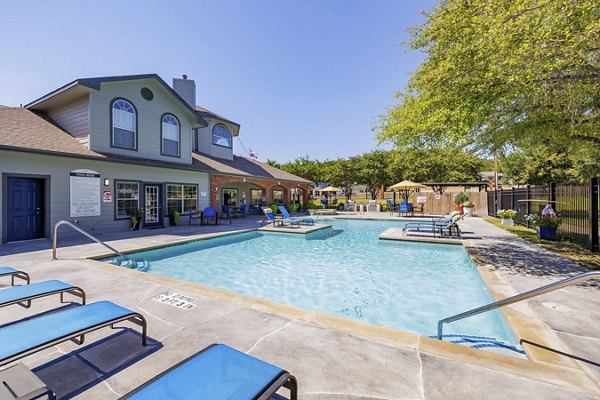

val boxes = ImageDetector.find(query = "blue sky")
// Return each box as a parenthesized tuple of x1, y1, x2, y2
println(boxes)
(0, 0, 436, 162)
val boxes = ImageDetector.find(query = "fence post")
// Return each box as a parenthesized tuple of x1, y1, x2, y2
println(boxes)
(511, 187, 515, 211)
(590, 178, 599, 252)
(525, 185, 530, 228)
(549, 182, 556, 205)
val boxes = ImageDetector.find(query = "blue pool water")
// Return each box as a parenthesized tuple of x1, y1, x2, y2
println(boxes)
(105, 219, 522, 354)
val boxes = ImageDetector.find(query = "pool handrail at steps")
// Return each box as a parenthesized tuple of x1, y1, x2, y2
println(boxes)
(437, 271, 600, 340)
(52, 220, 133, 263)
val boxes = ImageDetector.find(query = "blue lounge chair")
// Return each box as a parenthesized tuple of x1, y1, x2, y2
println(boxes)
(0, 300, 147, 366)
(403, 211, 459, 229)
(403, 215, 462, 238)
(261, 207, 283, 227)
(0, 280, 85, 309)
(278, 206, 314, 225)
(0, 266, 30, 286)
(121, 343, 297, 400)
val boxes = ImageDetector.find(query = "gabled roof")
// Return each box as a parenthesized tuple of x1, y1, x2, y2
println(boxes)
(0, 107, 310, 184)
(195, 106, 240, 128)
(25, 74, 208, 127)
(193, 152, 311, 184)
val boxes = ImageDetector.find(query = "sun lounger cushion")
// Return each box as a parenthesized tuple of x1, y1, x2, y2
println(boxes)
(0, 267, 19, 276)
(124, 344, 294, 400)
(0, 280, 82, 307)
(0, 301, 143, 365)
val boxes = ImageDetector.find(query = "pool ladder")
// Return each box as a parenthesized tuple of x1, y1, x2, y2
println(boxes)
(52, 220, 132, 263)
(437, 271, 600, 340)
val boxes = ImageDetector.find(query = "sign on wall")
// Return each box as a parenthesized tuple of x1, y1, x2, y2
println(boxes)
(103, 190, 112, 202)
(70, 169, 101, 217)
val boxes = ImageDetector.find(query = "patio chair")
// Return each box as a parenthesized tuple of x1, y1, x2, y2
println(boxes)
(240, 204, 251, 217)
(403, 212, 459, 229)
(0, 300, 147, 367)
(121, 343, 297, 400)
(203, 207, 218, 225)
(0, 280, 85, 309)
(386, 200, 399, 215)
(0, 266, 30, 286)
(320, 199, 328, 208)
(278, 206, 314, 225)
(399, 201, 414, 216)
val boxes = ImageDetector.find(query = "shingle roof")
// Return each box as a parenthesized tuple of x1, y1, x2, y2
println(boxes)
(192, 152, 311, 183)
(195, 106, 240, 127)
(0, 108, 310, 184)
(25, 74, 208, 127)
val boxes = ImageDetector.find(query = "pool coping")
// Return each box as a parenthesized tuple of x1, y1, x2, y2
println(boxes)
(87, 225, 600, 397)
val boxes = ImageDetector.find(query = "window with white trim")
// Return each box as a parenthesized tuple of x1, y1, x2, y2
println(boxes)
(161, 114, 180, 156)
(167, 184, 197, 214)
(212, 124, 232, 148)
(112, 99, 136, 149)
(116, 181, 139, 218)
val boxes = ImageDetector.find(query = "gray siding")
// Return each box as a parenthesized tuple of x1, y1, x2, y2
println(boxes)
(47, 96, 89, 145)
(89, 80, 194, 165)
(0, 150, 210, 242)
(197, 120, 234, 160)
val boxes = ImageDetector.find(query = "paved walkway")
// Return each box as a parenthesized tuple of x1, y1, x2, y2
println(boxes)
(0, 214, 599, 399)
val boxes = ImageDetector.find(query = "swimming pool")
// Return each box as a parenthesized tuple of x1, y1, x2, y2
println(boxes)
(105, 219, 522, 355)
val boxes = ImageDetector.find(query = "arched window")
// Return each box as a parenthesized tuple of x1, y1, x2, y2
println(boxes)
(111, 99, 137, 149)
(212, 124, 232, 148)
(161, 114, 180, 157)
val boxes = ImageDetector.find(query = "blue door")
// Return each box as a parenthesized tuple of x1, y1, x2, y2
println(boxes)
(7, 177, 45, 241)
(143, 184, 162, 228)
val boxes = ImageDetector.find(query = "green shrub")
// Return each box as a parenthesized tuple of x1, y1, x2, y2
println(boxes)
(270, 204, 279, 214)
(454, 192, 469, 205)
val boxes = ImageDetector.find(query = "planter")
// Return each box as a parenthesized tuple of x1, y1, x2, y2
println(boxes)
(537, 226, 558, 241)
(463, 207, 473, 216)
(456, 205, 464, 214)
(501, 218, 514, 226)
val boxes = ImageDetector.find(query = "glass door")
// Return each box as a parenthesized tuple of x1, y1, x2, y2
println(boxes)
(144, 184, 162, 228)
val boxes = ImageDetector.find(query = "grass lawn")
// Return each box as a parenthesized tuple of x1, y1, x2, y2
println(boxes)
(484, 217, 600, 270)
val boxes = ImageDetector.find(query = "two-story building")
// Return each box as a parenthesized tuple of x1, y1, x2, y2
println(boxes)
(0, 74, 310, 243)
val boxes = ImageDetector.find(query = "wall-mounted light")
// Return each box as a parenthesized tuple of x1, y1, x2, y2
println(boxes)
(243, 178, 246, 182)
(103, 178, 110, 186)
(277, 181, 281, 186)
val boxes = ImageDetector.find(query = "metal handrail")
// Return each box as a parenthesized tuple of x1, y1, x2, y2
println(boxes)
(437, 271, 600, 339)
(52, 220, 132, 262)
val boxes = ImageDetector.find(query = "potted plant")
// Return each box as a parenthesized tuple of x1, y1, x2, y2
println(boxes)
(462, 200, 476, 216)
(498, 209, 517, 226)
(130, 209, 144, 231)
(454, 192, 469, 214)
(526, 214, 563, 240)
(169, 210, 181, 226)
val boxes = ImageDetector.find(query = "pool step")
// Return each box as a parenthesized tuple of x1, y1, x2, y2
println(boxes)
(434, 334, 525, 355)
(110, 259, 151, 272)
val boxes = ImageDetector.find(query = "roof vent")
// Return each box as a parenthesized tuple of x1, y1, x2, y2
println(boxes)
(182, 74, 188, 80)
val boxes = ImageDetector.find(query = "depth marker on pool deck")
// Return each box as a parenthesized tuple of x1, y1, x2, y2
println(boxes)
(151, 291, 197, 310)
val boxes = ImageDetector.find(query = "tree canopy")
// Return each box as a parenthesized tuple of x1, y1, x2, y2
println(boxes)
(377, 0, 600, 154)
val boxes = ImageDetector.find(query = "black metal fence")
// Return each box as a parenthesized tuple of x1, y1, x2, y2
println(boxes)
(488, 178, 599, 252)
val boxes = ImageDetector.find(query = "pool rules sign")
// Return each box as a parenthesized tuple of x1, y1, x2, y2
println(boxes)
(70, 169, 101, 217)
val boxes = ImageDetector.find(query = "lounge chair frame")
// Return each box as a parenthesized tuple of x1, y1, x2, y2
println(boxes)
(0, 268, 30, 286)
(0, 310, 147, 367)
(0, 284, 86, 309)
(120, 343, 298, 400)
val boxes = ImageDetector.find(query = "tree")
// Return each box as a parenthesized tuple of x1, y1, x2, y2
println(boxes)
(322, 159, 359, 200)
(377, 0, 600, 153)
(277, 156, 326, 187)
(356, 150, 391, 200)
(388, 148, 483, 194)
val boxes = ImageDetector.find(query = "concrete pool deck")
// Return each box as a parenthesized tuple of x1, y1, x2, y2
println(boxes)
(0, 214, 599, 399)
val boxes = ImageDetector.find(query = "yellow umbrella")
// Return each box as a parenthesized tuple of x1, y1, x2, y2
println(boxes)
(319, 186, 341, 192)
(387, 180, 427, 191)
(387, 180, 427, 204)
